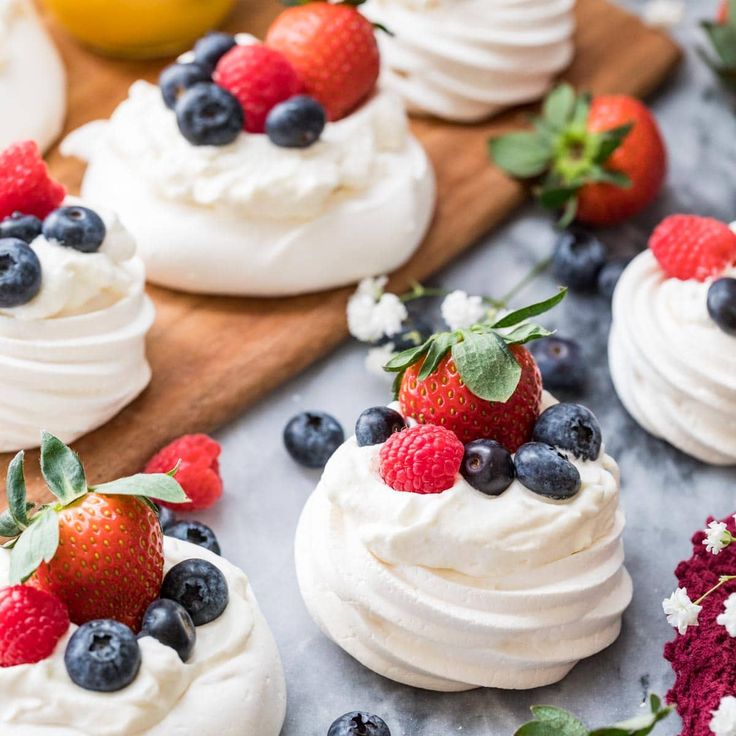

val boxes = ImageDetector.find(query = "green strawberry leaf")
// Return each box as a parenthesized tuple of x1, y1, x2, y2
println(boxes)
(493, 288, 567, 328)
(383, 339, 432, 373)
(9, 508, 59, 584)
(702, 20, 736, 68)
(7, 451, 30, 528)
(537, 184, 578, 211)
(543, 84, 576, 130)
(489, 131, 554, 179)
(91, 473, 189, 504)
(417, 332, 459, 381)
(40, 433, 87, 505)
(594, 123, 633, 164)
(587, 165, 632, 188)
(515, 723, 563, 736)
(531, 706, 588, 736)
(571, 91, 592, 129)
(502, 323, 554, 345)
(0, 509, 22, 538)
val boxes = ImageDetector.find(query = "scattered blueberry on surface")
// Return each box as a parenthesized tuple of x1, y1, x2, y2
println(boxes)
(707, 277, 736, 336)
(0, 238, 42, 308)
(175, 82, 244, 146)
(552, 228, 607, 291)
(160, 558, 229, 626)
(193, 32, 237, 72)
(160, 62, 212, 109)
(0, 212, 42, 243)
(64, 619, 141, 692)
(355, 407, 406, 447)
(597, 259, 629, 301)
(43, 206, 106, 253)
(166, 520, 221, 555)
(155, 503, 177, 532)
(266, 95, 326, 149)
(514, 442, 581, 500)
(140, 599, 196, 662)
(532, 403, 602, 461)
(529, 336, 587, 394)
(328, 712, 391, 736)
(284, 411, 345, 468)
(461, 439, 515, 496)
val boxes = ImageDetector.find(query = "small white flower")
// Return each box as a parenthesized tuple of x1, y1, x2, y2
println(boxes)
(704, 521, 732, 555)
(662, 587, 702, 635)
(718, 594, 736, 637)
(711, 696, 736, 736)
(441, 290, 486, 331)
(355, 275, 388, 300)
(365, 342, 396, 380)
(347, 277, 408, 343)
(643, 0, 684, 29)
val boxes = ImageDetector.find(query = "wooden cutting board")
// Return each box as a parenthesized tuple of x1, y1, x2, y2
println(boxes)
(1, 0, 680, 501)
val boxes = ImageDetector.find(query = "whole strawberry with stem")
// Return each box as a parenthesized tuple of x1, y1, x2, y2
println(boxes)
(0, 433, 189, 632)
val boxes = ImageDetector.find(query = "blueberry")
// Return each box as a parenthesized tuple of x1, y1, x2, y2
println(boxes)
(707, 277, 736, 336)
(552, 229, 607, 291)
(0, 212, 42, 243)
(532, 403, 602, 461)
(160, 558, 228, 626)
(166, 520, 221, 555)
(159, 62, 212, 109)
(155, 503, 177, 532)
(461, 439, 515, 496)
(64, 619, 141, 692)
(140, 599, 196, 662)
(0, 238, 42, 308)
(193, 32, 237, 73)
(514, 442, 581, 500)
(266, 95, 327, 149)
(175, 82, 244, 147)
(328, 712, 391, 736)
(597, 259, 629, 301)
(43, 206, 106, 253)
(284, 411, 344, 468)
(529, 336, 587, 393)
(355, 407, 406, 447)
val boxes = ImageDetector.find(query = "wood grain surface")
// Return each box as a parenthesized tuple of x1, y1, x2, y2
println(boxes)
(2, 0, 680, 501)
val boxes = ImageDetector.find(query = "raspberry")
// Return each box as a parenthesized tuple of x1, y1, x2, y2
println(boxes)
(0, 585, 69, 667)
(0, 141, 66, 221)
(649, 214, 736, 282)
(379, 424, 463, 494)
(145, 434, 223, 511)
(213, 44, 302, 134)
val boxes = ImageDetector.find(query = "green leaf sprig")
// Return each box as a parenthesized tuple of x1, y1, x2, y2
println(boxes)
(700, 0, 736, 89)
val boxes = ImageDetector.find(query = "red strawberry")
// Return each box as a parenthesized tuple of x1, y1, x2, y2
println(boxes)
(266, 2, 379, 121)
(0, 141, 66, 221)
(0, 586, 69, 667)
(214, 43, 302, 133)
(718, 0, 729, 23)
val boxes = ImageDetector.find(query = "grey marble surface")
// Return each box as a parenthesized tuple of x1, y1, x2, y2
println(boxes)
(193, 2, 736, 733)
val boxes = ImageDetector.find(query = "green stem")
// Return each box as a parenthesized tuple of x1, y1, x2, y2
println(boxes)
(500, 255, 553, 305)
(695, 575, 736, 605)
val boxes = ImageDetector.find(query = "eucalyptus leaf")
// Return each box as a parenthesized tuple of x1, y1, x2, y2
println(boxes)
(418, 333, 458, 381)
(91, 473, 190, 504)
(0, 509, 21, 538)
(489, 132, 554, 178)
(40, 433, 87, 504)
(7, 451, 30, 527)
(543, 84, 576, 129)
(515, 723, 563, 736)
(493, 289, 567, 328)
(531, 706, 588, 736)
(9, 509, 59, 584)
(452, 331, 521, 403)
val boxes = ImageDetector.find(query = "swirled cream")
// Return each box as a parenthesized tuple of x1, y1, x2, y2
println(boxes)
(295, 394, 632, 691)
(62, 80, 435, 296)
(0, 203, 154, 453)
(609, 250, 736, 465)
(0, 0, 66, 151)
(0, 537, 287, 736)
(362, 0, 576, 122)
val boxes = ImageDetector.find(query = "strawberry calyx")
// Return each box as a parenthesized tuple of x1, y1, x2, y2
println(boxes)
(701, 0, 736, 89)
(384, 288, 566, 401)
(489, 84, 633, 227)
(0, 433, 189, 585)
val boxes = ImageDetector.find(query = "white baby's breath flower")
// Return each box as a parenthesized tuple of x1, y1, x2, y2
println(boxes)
(662, 587, 702, 635)
(717, 594, 736, 637)
(441, 290, 486, 331)
(347, 277, 408, 342)
(643, 0, 684, 29)
(355, 275, 388, 300)
(365, 342, 396, 380)
(711, 696, 736, 736)
(704, 521, 732, 555)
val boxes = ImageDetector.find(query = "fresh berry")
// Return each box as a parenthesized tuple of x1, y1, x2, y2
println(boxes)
(284, 411, 344, 468)
(266, 95, 326, 148)
(529, 336, 587, 394)
(213, 43, 302, 133)
(0, 212, 42, 243)
(707, 277, 736, 336)
(379, 424, 463, 494)
(165, 520, 221, 555)
(175, 82, 244, 146)
(0, 238, 42, 308)
(328, 712, 391, 736)
(42, 206, 106, 253)
(597, 259, 629, 301)
(532, 403, 602, 461)
(145, 434, 223, 512)
(64, 619, 141, 692)
(355, 406, 406, 447)
(718, 0, 729, 23)
(160, 558, 228, 626)
(159, 62, 212, 109)
(139, 599, 196, 662)
(155, 503, 177, 532)
(193, 32, 237, 72)
(266, 2, 379, 121)
(514, 442, 581, 499)
(649, 215, 736, 282)
(461, 439, 515, 496)
(552, 229, 607, 292)
(0, 586, 69, 667)
(0, 140, 66, 221)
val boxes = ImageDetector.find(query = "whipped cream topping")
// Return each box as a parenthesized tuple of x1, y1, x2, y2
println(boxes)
(0, 538, 287, 736)
(362, 0, 576, 122)
(609, 249, 736, 465)
(296, 393, 632, 691)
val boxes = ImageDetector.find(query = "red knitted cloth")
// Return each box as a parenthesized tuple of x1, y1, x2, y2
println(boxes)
(664, 514, 736, 736)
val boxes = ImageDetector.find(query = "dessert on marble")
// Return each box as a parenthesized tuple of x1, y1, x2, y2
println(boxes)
(0, 435, 287, 736)
(0, 0, 66, 152)
(361, 0, 576, 122)
(62, 2, 435, 298)
(609, 214, 736, 465)
(296, 294, 632, 691)
(0, 141, 154, 453)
